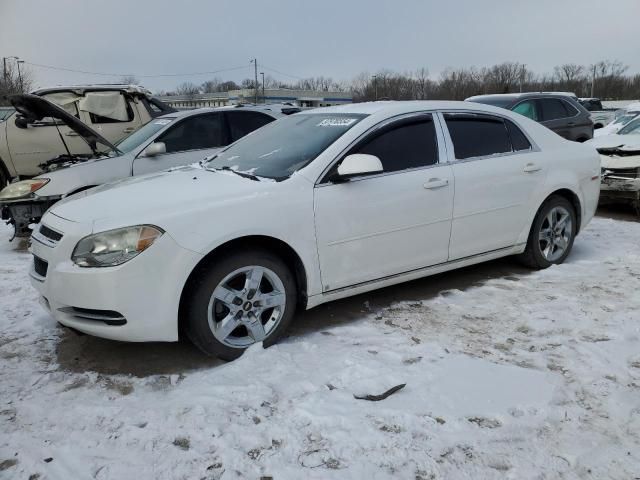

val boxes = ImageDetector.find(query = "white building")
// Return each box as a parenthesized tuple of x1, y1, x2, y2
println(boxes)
(159, 88, 352, 110)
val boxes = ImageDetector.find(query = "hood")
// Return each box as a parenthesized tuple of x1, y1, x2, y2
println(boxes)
(587, 134, 640, 153)
(10, 94, 120, 154)
(50, 166, 275, 227)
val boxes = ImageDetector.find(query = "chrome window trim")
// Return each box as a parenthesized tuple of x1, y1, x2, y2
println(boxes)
(315, 110, 446, 186)
(438, 109, 540, 164)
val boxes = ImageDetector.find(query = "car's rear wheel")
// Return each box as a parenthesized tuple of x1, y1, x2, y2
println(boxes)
(185, 250, 297, 360)
(518, 195, 577, 269)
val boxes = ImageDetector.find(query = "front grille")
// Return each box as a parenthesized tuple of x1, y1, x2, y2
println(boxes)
(33, 256, 48, 277)
(39, 224, 63, 242)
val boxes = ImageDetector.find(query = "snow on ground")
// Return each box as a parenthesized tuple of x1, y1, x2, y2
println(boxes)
(1, 217, 640, 479)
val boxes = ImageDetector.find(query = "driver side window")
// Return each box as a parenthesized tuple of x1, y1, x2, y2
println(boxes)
(350, 116, 438, 173)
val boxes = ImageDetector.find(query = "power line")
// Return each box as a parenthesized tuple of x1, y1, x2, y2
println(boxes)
(260, 64, 305, 80)
(21, 61, 250, 78)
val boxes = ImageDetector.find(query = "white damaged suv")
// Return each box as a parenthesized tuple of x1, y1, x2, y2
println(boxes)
(29, 101, 601, 360)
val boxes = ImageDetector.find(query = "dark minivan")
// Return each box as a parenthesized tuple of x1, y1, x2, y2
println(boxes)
(466, 93, 593, 142)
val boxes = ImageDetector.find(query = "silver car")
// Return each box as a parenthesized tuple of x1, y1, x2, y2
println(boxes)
(0, 95, 296, 238)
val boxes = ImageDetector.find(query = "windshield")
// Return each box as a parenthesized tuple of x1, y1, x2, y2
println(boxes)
(618, 117, 640, 135)
(113, 117, 175, 154)
(205, 113, 366, 180)
(611, 113, 638, 127)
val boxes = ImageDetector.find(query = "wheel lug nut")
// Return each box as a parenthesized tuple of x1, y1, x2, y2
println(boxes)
(232, 297, 243, 306)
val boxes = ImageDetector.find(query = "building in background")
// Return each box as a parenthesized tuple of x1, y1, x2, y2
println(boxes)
(158, 88, 352, 110)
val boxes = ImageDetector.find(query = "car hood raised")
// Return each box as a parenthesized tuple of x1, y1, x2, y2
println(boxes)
(49, 166, 276, 227)
(10, 94, 119, 154)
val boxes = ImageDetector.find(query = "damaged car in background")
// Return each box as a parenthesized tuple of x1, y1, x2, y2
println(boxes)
(587, 116, 640, 213)
(0, 84, 175, 187)
(0, 94, 296, 238)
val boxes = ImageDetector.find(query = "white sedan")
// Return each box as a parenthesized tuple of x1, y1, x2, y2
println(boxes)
(29, 101, 601, 359)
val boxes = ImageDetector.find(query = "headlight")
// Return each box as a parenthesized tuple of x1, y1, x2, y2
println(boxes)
(0, 179, 50, 200)
(72, 225, 164, 267)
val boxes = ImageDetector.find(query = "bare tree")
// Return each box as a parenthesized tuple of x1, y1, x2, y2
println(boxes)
(0, 62, 33, 103)
(119, 75, 139, 85)
(175, 82, 200, 98)
(201, 77, 222, 93)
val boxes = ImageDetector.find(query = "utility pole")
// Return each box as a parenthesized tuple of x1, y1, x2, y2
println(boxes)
(16, 60, 24, 92)
(372, 75, 378, 101)
(519, 64, 526, 93)
(250, 58, 258, 104)
(2, 57, 6, 84)
(260, 72, 265, 104)
(590, 64, 596, 98)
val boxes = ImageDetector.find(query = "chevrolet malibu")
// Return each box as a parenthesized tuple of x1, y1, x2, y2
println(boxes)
(29, 101, 601, 360)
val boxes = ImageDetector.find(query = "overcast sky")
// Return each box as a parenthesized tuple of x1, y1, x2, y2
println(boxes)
(1, 0, 638, 92)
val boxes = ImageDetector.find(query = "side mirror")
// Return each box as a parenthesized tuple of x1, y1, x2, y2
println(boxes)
(337, 154, 383, 179)
(142, 142, 166, 157)
(14, 116, 30, 129)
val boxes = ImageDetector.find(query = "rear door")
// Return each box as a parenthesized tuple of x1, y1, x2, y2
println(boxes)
(314, 113, 454, 291)
(132, 112, 227, 175)
(443, 112, 546, 259)
(537, 98, 574, 139)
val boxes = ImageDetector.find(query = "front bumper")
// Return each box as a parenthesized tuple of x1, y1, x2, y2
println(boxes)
(600, 175, 640, 207)
(29, 212, 203, 342)
(1, 195, 60, 237)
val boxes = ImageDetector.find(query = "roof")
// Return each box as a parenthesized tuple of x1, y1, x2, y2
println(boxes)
(467, 92, 578, 102)
(156, 103, 296, 119)
(299, 100, 521, 116)
(32, 84, 153, 97)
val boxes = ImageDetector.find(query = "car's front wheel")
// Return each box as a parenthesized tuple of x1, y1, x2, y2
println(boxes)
(185, 250, 297, 360)
(519, 195, 577, 269)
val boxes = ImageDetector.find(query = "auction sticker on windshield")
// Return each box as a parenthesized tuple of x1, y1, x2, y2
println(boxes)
(153, 119, 172, 125)
(317, 118, 358, 127)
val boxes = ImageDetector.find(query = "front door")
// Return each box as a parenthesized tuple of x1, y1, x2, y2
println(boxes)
(314, 114, 454, 291)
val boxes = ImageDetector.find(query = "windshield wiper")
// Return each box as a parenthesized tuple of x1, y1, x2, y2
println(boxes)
(214, 166, 260, 181)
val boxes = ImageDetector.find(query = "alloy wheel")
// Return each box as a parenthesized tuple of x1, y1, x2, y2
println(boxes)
(207, 266, 287, 348)
(538, 206, 572, 262)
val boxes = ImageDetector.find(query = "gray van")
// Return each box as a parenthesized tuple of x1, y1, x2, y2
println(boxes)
(466, 93, 593, 142)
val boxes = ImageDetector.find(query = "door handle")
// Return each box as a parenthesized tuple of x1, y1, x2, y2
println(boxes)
(523, 163, 542, 173)
(65, 132, 79, 137)
(123, 127, 135, 133)
(567, 122, 576, 127)
(423, 178, 449, 189)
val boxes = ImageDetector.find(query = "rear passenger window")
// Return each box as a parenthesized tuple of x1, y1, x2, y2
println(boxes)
(353, 116, 438, 172)
(513, 100, 538, 121)
(539, 99, 570, 121)
(505, 119, 532, 151)
(227, 111, 274, 142)
(444, 114, 511, 159)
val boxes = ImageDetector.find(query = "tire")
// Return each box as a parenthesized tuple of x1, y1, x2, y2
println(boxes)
(0, 161, 8, 189)
(184, 249, 297, 360)
(518, 195, 577, 269)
